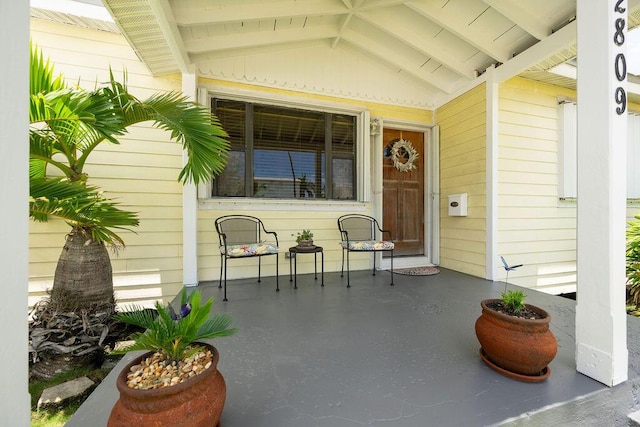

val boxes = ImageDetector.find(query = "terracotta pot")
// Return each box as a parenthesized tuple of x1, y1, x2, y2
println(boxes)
(108, 343, 226, 427)
(475, 299, 557, 382)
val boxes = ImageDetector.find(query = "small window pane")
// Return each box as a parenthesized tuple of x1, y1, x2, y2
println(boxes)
(253, 105, 325, 199)
(332, 158, 354, 199)
(212, 100, 246, 197)
(331, 114, 356, 200)
(215, 151, 246, 196)
(332, 114, 356, 155)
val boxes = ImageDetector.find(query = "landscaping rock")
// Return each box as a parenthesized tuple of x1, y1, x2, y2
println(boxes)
(37, 376, 94, 410)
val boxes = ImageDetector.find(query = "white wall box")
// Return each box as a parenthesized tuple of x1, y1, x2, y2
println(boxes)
(448, 193, 468, 216)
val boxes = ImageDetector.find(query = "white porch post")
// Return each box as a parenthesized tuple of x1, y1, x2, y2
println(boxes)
(0, 1, 30, 424)
(485, 67, 499, 281)
(575, 0, 628, 386)
(182, 73, 199, 287)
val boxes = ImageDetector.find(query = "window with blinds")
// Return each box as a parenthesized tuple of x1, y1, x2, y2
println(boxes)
(211, 98, 356, 200)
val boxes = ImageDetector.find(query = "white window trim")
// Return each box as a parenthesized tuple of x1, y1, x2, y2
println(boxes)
(197, 85, 370, 208)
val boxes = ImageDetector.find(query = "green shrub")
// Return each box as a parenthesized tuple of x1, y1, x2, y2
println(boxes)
(626, 214, 640, 307)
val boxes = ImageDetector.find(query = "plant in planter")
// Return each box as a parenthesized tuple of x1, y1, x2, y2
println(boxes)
(475, 288, 558, 383)
(500, 289, 527, 315)
(296, 229, 314, 247)
(108, 290, 237, 426)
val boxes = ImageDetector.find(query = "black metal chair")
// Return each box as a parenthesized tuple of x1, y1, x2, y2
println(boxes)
(337, 214, 394, 287)
(215, 215, 279, 301)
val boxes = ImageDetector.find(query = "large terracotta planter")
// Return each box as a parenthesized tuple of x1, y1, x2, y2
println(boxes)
(108, 343, 226, 427)
(475, 299, 558, 382)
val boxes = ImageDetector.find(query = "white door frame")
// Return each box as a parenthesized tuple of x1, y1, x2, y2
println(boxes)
(371, 118, 439, 269)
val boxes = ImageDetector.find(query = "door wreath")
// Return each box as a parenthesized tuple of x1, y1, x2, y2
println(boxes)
(390, 138, 418, 172)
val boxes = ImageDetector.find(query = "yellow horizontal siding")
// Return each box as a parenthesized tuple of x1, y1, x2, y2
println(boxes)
(501, 134, 557, 152)
(500, 183, 558, 196)
(499, 228, 576, 242)
(437, 84, 487, 277)
(88, 150, 183, 169)
(497, 77, 579, 294)
(29, 19, 187, 307)
(440, 228, 486, 241)
(498, 193, 558, 208)
(500, 217, 577, 230)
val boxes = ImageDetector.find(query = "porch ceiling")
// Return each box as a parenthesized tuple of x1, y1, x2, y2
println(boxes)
(100, 1, 640, 106)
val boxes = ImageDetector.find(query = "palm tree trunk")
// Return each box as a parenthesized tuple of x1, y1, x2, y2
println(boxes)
(51, 227, 115, 312)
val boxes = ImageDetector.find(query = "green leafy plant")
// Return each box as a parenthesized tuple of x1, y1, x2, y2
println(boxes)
(113, 290, 237, 364)
(501, 290, 527, 316)
(296, 229, 314, 243)
(627, 214, 640, 308)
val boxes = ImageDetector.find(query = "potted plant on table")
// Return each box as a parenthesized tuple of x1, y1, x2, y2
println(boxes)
(108, 290, 237, 426)
(296, 229, 314, 248)
(475, 288, 558, 382)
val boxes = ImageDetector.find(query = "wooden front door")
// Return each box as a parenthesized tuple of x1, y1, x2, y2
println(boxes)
(382, 129, 425, 256)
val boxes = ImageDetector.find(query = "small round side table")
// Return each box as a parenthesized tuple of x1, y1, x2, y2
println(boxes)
(288, 246, 324, 288)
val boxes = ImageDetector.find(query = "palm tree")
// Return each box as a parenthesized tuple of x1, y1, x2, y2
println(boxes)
(29, 45, 229, 311)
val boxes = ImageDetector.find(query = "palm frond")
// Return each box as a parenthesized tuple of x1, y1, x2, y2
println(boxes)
(29, 45, 230, 246)
(113, 291, 237, 362)
(29, 177, 139, 245)
(197, 314, 238, 340)
(139, 92, 229, 184)
(114, 305, 158, 329)
(30, 42, 66, 96)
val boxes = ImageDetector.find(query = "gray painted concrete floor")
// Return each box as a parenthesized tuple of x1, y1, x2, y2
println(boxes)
(68, 268, 640, 426)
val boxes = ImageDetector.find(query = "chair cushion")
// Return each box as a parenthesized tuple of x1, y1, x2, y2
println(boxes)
(342, 240, 394, 251)
(221, 243, 279, 257)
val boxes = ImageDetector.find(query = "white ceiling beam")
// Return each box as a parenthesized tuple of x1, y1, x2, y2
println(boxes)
(331, 12, 354, 49)
(358, 0, 410, 11)
(184, 23, 338, 54)
(149, 0, 192, 73)
(494, 19, 576, 83)
(483, 0, 551, 40)
(549, 62, 640, 96)
(172, 0, 347, 26)
(405, 2, 512, 63)
(189, 40, 330, 64)
(355, 10, 477, 79)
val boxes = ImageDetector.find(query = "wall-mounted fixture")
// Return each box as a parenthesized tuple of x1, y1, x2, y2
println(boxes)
(448, 193, 468, 216)
(370, 118, 380, 136)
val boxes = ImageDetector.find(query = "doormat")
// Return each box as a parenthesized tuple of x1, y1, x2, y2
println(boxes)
(391, 266, 440, 276)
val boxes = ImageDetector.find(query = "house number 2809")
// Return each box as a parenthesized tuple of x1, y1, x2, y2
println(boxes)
(614, 0, 627, 115)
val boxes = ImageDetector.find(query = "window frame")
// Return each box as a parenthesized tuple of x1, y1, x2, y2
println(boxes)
(197, 87, 370, 210)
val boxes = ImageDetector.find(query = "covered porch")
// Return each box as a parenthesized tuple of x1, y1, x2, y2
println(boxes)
(4, 0, 640, 423)
(69, 269, 640, 426)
